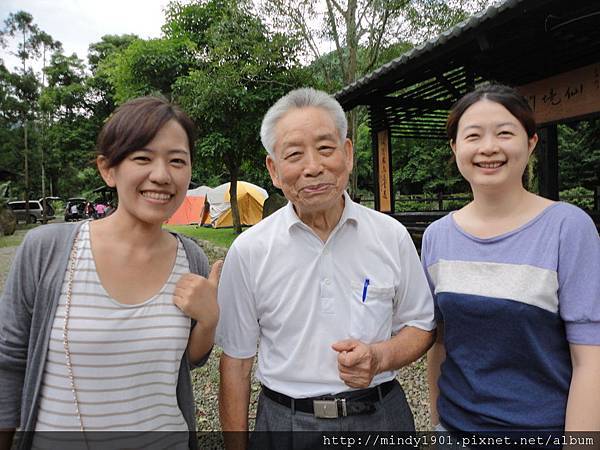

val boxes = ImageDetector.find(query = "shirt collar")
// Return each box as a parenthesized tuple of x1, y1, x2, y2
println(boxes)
(283, 190, 359, 232)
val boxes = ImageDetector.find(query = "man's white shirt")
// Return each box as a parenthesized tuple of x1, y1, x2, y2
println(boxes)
(216, 191, 434, 398)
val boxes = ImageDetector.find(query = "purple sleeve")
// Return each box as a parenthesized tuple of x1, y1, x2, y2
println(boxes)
(558, 209, 600, 345)
(421, 226, 443, 322)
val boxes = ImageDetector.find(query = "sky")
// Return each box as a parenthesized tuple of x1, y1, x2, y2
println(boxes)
(1, 0, 169, 72)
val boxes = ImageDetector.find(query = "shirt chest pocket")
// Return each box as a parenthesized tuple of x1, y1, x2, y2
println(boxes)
(349, 282, 395, 344)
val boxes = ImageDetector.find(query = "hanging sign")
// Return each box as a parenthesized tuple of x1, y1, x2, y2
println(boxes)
(517, 63, 600, 125)
(377, 130, 392, 212)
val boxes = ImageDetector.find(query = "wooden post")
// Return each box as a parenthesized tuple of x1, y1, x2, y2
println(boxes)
(371, 127, 380, 211)
(536, 125, 559, 201)
(372, 128, 393, 213)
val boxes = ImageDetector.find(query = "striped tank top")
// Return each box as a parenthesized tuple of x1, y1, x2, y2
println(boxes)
(34, 221, 192, 437)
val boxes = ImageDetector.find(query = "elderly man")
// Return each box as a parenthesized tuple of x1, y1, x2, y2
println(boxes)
(217, 88, 435, 449)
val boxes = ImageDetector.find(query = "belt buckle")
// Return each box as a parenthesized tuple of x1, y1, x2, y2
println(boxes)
(313, 399, 347, 418)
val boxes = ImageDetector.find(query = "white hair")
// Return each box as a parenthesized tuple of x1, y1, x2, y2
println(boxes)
(260, 87, 348, 156)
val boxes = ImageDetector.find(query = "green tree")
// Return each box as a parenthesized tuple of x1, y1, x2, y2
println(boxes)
(403, 0, 492, 42)
(39, 51, 99, 198)
(109, 37, 196, 103)
(36, 34, 139, 200)
(1, 11, 46, 221)
(393, 138, 466, 196)
(170, 0, 309, 233)
(558, 120, 600, 191)
(0, 63, 23, 182)
(260, 0, 494, 198)
(36, 31, 61, 221)
(105, 0, 310, 233)
(87, 34, 139, 119)
(259, 0, 415, 196)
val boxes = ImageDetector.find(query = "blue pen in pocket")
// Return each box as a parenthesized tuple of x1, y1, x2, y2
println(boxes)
(361, 278, 370, 303)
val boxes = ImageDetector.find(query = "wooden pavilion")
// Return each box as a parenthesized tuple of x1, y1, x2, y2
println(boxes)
(335, 0, 600, 233)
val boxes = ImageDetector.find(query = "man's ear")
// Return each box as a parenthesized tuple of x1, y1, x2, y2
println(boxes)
(266, 154, 281, 189)
(97, 156, 116, 188)
(343, 138, 353, 172)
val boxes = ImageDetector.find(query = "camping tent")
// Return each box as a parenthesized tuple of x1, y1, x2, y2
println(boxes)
(187, 185, 212, 197)
(165, 191, 207, 225)
(205, 181, 268, 228)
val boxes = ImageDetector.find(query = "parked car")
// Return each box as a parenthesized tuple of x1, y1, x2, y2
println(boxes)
(7, 200, 55, 223)
(64, 198, 87, 221)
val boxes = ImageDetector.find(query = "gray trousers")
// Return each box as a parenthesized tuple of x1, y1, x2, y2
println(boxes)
(250, 380, 415, 450)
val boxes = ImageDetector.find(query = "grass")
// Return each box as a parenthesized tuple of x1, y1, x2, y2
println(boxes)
(0, 233, 24, 248)
(165, 225, 246, 249)
(0, 224, 37, 248)
(0, 223, 245, 250)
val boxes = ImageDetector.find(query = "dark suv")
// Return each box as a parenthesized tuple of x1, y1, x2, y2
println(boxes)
(64, 198, 87, 221)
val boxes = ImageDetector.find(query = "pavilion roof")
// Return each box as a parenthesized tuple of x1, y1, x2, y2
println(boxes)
(335, 0, 600, 139)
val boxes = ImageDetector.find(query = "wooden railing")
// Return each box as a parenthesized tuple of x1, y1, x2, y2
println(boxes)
(357, 191, 600, 249)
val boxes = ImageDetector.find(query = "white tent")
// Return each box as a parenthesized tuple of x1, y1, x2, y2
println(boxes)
(187, 185, 212, 197)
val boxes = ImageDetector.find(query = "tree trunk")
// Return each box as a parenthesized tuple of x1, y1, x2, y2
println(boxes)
(229, 167, 242, 235)
(41, 47, 48, 224)
(24, 123, 31, 224)
(345, 0, 359, 199)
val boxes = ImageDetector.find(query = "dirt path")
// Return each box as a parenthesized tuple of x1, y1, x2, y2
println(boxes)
(0, 245, 18, 291)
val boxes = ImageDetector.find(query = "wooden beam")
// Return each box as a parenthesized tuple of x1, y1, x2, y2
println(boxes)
(436, 74, 463, 99)
(368, 96, 454, 110)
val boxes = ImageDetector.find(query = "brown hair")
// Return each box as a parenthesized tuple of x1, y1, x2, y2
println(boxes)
(97, 96, 196, 167)
(446, 83, 536, 143)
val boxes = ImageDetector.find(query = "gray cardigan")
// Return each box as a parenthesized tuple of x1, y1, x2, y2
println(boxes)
(0, 222, 210, 449)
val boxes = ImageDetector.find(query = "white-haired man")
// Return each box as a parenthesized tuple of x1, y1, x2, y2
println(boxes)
(217, 88, 435, 449)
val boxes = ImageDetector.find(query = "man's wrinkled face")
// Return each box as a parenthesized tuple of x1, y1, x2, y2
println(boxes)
(266, 107, 353, 216)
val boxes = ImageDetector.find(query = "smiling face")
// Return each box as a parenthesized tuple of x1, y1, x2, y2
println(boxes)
(451, 99, 538, 192)
(266, 106, 353, 217)
(98, 119, 191, 226)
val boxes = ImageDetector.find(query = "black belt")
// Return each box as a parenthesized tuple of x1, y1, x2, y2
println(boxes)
(261, 380, 396, 418)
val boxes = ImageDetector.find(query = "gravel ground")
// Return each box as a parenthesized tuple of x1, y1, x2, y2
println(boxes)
(0, 236, 432, 432)
(0, 246, 18, 291)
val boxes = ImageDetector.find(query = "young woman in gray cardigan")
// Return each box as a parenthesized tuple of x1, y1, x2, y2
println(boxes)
(0, 97, 221, 450)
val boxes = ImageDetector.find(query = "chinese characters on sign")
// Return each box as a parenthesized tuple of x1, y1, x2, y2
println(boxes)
(377, 130, 392, 213)
(518, 63, 600, 125)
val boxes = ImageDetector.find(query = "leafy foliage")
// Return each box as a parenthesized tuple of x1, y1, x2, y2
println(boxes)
(0, 6, 597, 216)
(393, 137, 467, 195)
(558, 120, 600, 191)
(402, 0, 493, 43)
(559, 186, 595, 211)
(109, 37, 197, 102)
(169, 0, 311, 232)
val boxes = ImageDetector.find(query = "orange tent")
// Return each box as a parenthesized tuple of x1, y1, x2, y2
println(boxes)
(166, 195, 205, 225)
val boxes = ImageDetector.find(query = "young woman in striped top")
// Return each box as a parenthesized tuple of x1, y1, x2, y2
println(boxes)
(422, 84, 600, 438)
(0, 97, 221, 450)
